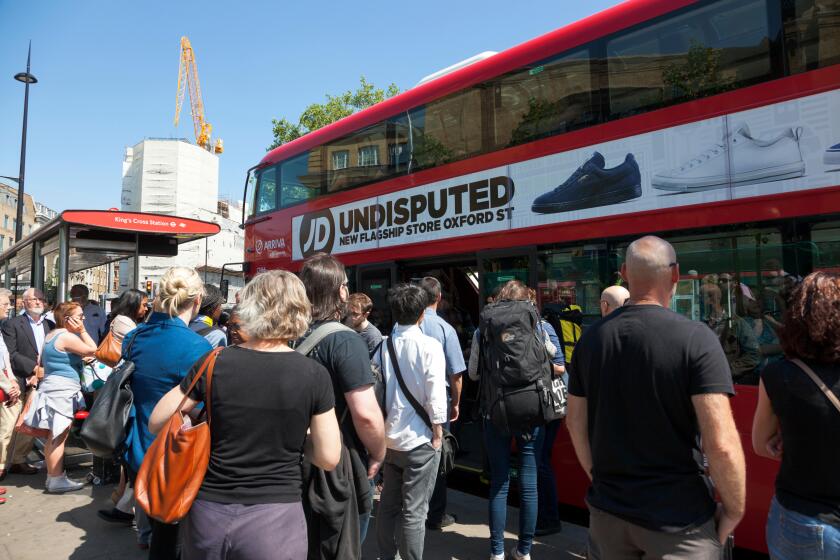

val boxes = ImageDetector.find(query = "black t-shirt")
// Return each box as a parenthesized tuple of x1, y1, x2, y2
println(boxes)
(359, 322, 383, 356)
(762, 359, 840, 527)
(297, 321, 374, 450)
(568, 304, 734, 531)
(180, 346, 334, 504)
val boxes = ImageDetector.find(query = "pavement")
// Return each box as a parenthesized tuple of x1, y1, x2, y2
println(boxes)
(0, 464, 588, 560)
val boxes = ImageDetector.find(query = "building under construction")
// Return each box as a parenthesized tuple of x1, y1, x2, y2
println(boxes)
(119, 138, 243, 300)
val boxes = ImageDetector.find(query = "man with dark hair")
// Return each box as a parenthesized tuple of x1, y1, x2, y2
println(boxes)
(567, 236, 745, 558)
(344, 292, 383, 354)
(298, 252, 386, 548)
(417, 276, 465, 530)
(70, 284, 107, 344)
(374, 283, 446, 560)
(188, 284, 227, 348)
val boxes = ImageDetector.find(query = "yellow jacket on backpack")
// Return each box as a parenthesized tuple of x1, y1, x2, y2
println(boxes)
(558, 304, 582, 364)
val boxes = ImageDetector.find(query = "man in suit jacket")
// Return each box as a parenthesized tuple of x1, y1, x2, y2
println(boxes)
(0, 287, 54, 478)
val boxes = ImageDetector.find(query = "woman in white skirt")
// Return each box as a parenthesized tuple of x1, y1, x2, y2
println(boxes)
(27, 301, 97, 493)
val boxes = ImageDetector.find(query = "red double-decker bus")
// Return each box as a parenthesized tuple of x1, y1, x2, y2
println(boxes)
(243, 0, 840, 553)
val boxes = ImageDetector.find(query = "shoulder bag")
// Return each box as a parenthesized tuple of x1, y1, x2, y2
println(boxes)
(95, 330, 122, 368)
(80, 332, 139, 458)
(792, 358, 840, 415)
(386, 337, 458, 476)
(135, 348, 221, 523)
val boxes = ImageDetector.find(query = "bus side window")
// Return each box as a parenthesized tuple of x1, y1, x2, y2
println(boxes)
(255, 166, 278, 215)
(280, 152, 319, 208)
(498, 47, 597, 148)
(783, 0, 840, 74)
(605, 0, 773, 119)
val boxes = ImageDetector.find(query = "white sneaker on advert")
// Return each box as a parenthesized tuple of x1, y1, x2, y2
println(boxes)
(46, 473, 85, 494)
(652, 123, 805, 192)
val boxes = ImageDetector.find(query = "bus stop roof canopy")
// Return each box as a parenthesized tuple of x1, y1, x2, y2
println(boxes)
(0, 209, 221, 301)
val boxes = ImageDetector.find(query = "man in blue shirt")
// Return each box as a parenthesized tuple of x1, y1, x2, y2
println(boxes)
(418, 276, 466, 530)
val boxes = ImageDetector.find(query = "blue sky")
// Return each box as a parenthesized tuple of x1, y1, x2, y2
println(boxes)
(0, 0, 619, 213)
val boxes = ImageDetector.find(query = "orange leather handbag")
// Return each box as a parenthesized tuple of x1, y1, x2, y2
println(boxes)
(95, 331, 122, 367)
(135, 348, 221, 523)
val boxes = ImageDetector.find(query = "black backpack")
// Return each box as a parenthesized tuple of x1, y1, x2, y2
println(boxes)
(478, 300, 565, 436)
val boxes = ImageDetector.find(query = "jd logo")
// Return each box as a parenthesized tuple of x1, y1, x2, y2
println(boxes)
(298, 209, 335, 257)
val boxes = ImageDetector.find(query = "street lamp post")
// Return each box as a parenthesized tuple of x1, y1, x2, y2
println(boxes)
(11, 42, 37, 243)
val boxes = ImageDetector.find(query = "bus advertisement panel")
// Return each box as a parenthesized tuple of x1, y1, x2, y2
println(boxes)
(291, 89, 838, 261)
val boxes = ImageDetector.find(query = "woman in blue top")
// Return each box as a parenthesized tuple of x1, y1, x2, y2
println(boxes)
(29, 301, 97, 493)
(124, 266, 211, 558)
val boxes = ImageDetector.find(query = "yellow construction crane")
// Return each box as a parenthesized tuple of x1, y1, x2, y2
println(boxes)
(175, 36, 223, 154)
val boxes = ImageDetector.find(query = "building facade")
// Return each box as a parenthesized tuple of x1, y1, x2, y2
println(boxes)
(120, 138, 244, 303)
(0, 182, 39, 252)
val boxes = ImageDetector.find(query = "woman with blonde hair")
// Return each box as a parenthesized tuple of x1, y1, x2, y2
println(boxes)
(27, 301, 97, 493)
(150, 270, 340, 559)
(123, 267, 212, 555)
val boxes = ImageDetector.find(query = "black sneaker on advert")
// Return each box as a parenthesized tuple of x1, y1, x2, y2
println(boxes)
(531, 152, 642, 214)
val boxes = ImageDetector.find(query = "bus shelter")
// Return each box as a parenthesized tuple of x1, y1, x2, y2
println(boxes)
(0, 210, 221, 305)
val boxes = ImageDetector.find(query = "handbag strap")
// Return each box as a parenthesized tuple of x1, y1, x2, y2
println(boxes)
(791, 358, 840, 415)
(179, 348, 222, 424)
(123, 330, 140, 362)
(386, 336, 433, 431)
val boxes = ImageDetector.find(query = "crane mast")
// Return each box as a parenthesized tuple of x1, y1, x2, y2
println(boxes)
(175, 36, 223, 154)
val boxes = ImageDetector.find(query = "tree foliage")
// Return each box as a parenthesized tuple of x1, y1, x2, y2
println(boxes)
(663, 41, 733, 101)
(268, 76, 400, 150)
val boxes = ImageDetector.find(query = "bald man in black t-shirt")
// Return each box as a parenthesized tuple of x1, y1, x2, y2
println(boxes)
(567, 236, 746, 559)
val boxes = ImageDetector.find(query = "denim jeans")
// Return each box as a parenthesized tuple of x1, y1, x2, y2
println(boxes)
(127, 467, 152, 546)
(767, 496, 840, 560)
(535, 419, 561, 527)
(484, 420, 540, 557)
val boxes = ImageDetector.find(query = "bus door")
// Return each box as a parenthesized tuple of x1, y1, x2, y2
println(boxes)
(356, 263, 397, 334)
(477, 248, 538, 306)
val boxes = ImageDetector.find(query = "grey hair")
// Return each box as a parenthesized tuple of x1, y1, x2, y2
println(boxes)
(237, 270, 311, 342)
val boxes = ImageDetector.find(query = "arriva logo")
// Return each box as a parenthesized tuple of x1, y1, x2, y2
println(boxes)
(298, 209, 335, 257)
(255, 237, 286, 256)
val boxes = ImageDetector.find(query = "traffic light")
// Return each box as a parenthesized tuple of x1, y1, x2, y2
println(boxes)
(146, 279, 152, 293)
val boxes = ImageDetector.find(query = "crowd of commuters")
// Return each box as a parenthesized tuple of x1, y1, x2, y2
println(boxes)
(0, 235, 835, 560)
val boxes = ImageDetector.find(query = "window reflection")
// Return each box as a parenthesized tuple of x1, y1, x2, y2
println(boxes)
(606, 0, 773, 118)
(497, 48, 596, 147)
(784, 0, 840, 74)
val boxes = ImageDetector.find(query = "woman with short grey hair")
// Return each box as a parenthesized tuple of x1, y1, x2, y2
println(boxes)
(150, 270, 341, 559)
